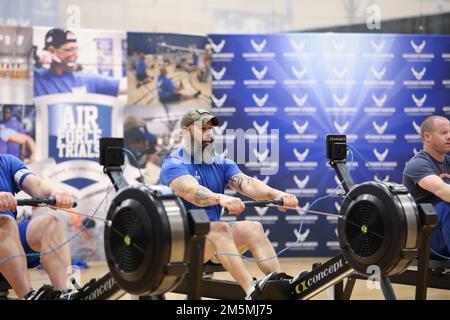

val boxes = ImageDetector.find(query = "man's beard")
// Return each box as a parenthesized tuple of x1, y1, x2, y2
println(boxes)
(183, 135, 216, 164)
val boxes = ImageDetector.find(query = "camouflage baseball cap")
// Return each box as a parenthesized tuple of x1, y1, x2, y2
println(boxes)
(180, 108, 219, 128)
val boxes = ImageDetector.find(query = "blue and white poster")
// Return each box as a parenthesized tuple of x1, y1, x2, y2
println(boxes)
(32, 27, 127, 262)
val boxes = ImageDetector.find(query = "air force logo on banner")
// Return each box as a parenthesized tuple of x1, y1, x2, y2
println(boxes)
(374, 148, 389, 162)
(364, 66, 394, 87)
(372, 94, 387, 107)
(325, 66, 355, 86)
(332, 66, 348, 80)
(212, 67, 226, 80)
(284, 66, 316, 86)
(245, 203, 279, 223)
(332, 39, 346, 51)
(293, 120, 309, 134)
(412, 93, 427, 107)
(253, 120, 269, 134)
(412, 67, 426, 80)
(286, 228, 318, 250)
(404, 93, 435, 114)
(212, 94, 227, 107)
(371, 40, 385, 53)
(209, 39, 225, 53)
(243, 39, 275, 60)
(252, 66, 268, 80)
(364, 93, 395, 115)
(209, 38, 234, 60)
(373, 121, 388, 134)
(324, 39, 355, 59)
(285, 93, 317, 114)
(363, 40, 393, 59)
(403, 39, 434, 60)
(332, 121, 357, 142)
(364, 120, 396, 143)
(285, 202, 317, 224)
(244, 66, 276, 87)
(333, 120, 349, 134)
(244, 93, 276, 114)
(285, 147, 318, 170)
(211, 94, 236, 114)
(411, 40, 426, 53)
(247, 120, 277, 141)
(283, 38, 314, 59)
(404, 66, 435, 88)
(292, 66, 307, 79)
(333, 93, 348, 107)
(371, 66, 386, 80)
(250, 39, 267, 52)
(326, 93, 356, 113)
(211, 66, 235, 88)
(374, 175, 390, 182)
(292, 93, 308, 107)
(404, 121, 422, 143)
(253, 149, 269, 162)
(285, 120, 318, 143)
(252, 93, 269, 107)
(285, 175, 318, 197)
(368, 147, 397, 169)
(294, 148, 309, 162)
(245, 148, 278, 174)
(213, 121, 235, 143)
(290, 39, 306, 51)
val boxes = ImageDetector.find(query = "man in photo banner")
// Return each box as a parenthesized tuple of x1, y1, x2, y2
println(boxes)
(34, 28, 127, 97)
(160, 108, 298, 300)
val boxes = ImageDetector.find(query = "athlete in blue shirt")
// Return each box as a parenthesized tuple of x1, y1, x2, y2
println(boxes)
(157, 67, 200, 104)
(134, 53, 152, 88)
(403, 115, 450, 260)
(0, 154, 75, 299)
(0, 106, 26, 158)
(160, 109, 298, 299)
(33, 28, 125, 97)
(0, 124, 36, 163)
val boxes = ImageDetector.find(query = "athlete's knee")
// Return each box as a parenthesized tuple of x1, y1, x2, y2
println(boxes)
(210, 222, 232, 236)
(0, 215, 18, 238)
(42, 215, 65, 235)
(236, 221, 264, 236)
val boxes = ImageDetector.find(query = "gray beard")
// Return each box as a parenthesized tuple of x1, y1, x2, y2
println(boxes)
(183, 135, 216, 165)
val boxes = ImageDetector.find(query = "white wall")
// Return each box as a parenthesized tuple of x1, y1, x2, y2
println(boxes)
(2, 0, 450, 34)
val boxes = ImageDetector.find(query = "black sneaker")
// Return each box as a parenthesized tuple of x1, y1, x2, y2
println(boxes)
(24, 285, 61, 300)
(245, 272, 278, 300)
(59, 289, 76, 300)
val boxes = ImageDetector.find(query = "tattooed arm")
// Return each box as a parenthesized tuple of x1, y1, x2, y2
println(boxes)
(228, 172, 298, 211)
(169, 174, 245, 214)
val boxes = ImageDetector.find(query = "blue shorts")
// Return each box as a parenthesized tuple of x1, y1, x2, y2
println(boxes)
(1, 212, 41, 268)
(18, 220, 41, 268)
(430, 202, 450, 260)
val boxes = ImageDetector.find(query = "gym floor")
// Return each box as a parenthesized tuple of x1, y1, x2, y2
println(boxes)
(22, 258, 450, 300)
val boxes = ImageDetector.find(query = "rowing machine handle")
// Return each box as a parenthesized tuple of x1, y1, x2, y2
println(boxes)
(223, 198, 284, 214)
(17, 197, 77, 208)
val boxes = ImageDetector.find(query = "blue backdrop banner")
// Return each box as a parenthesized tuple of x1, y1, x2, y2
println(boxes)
(209, 33, 450, 257)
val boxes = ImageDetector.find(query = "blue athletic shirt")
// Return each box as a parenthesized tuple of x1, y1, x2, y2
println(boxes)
(0, 154, 34, 219)
(157, 75, 176, 99)
(160, 148, 241, 221)
(135, 59, 146, 76)
(34, 68, 120, 97)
